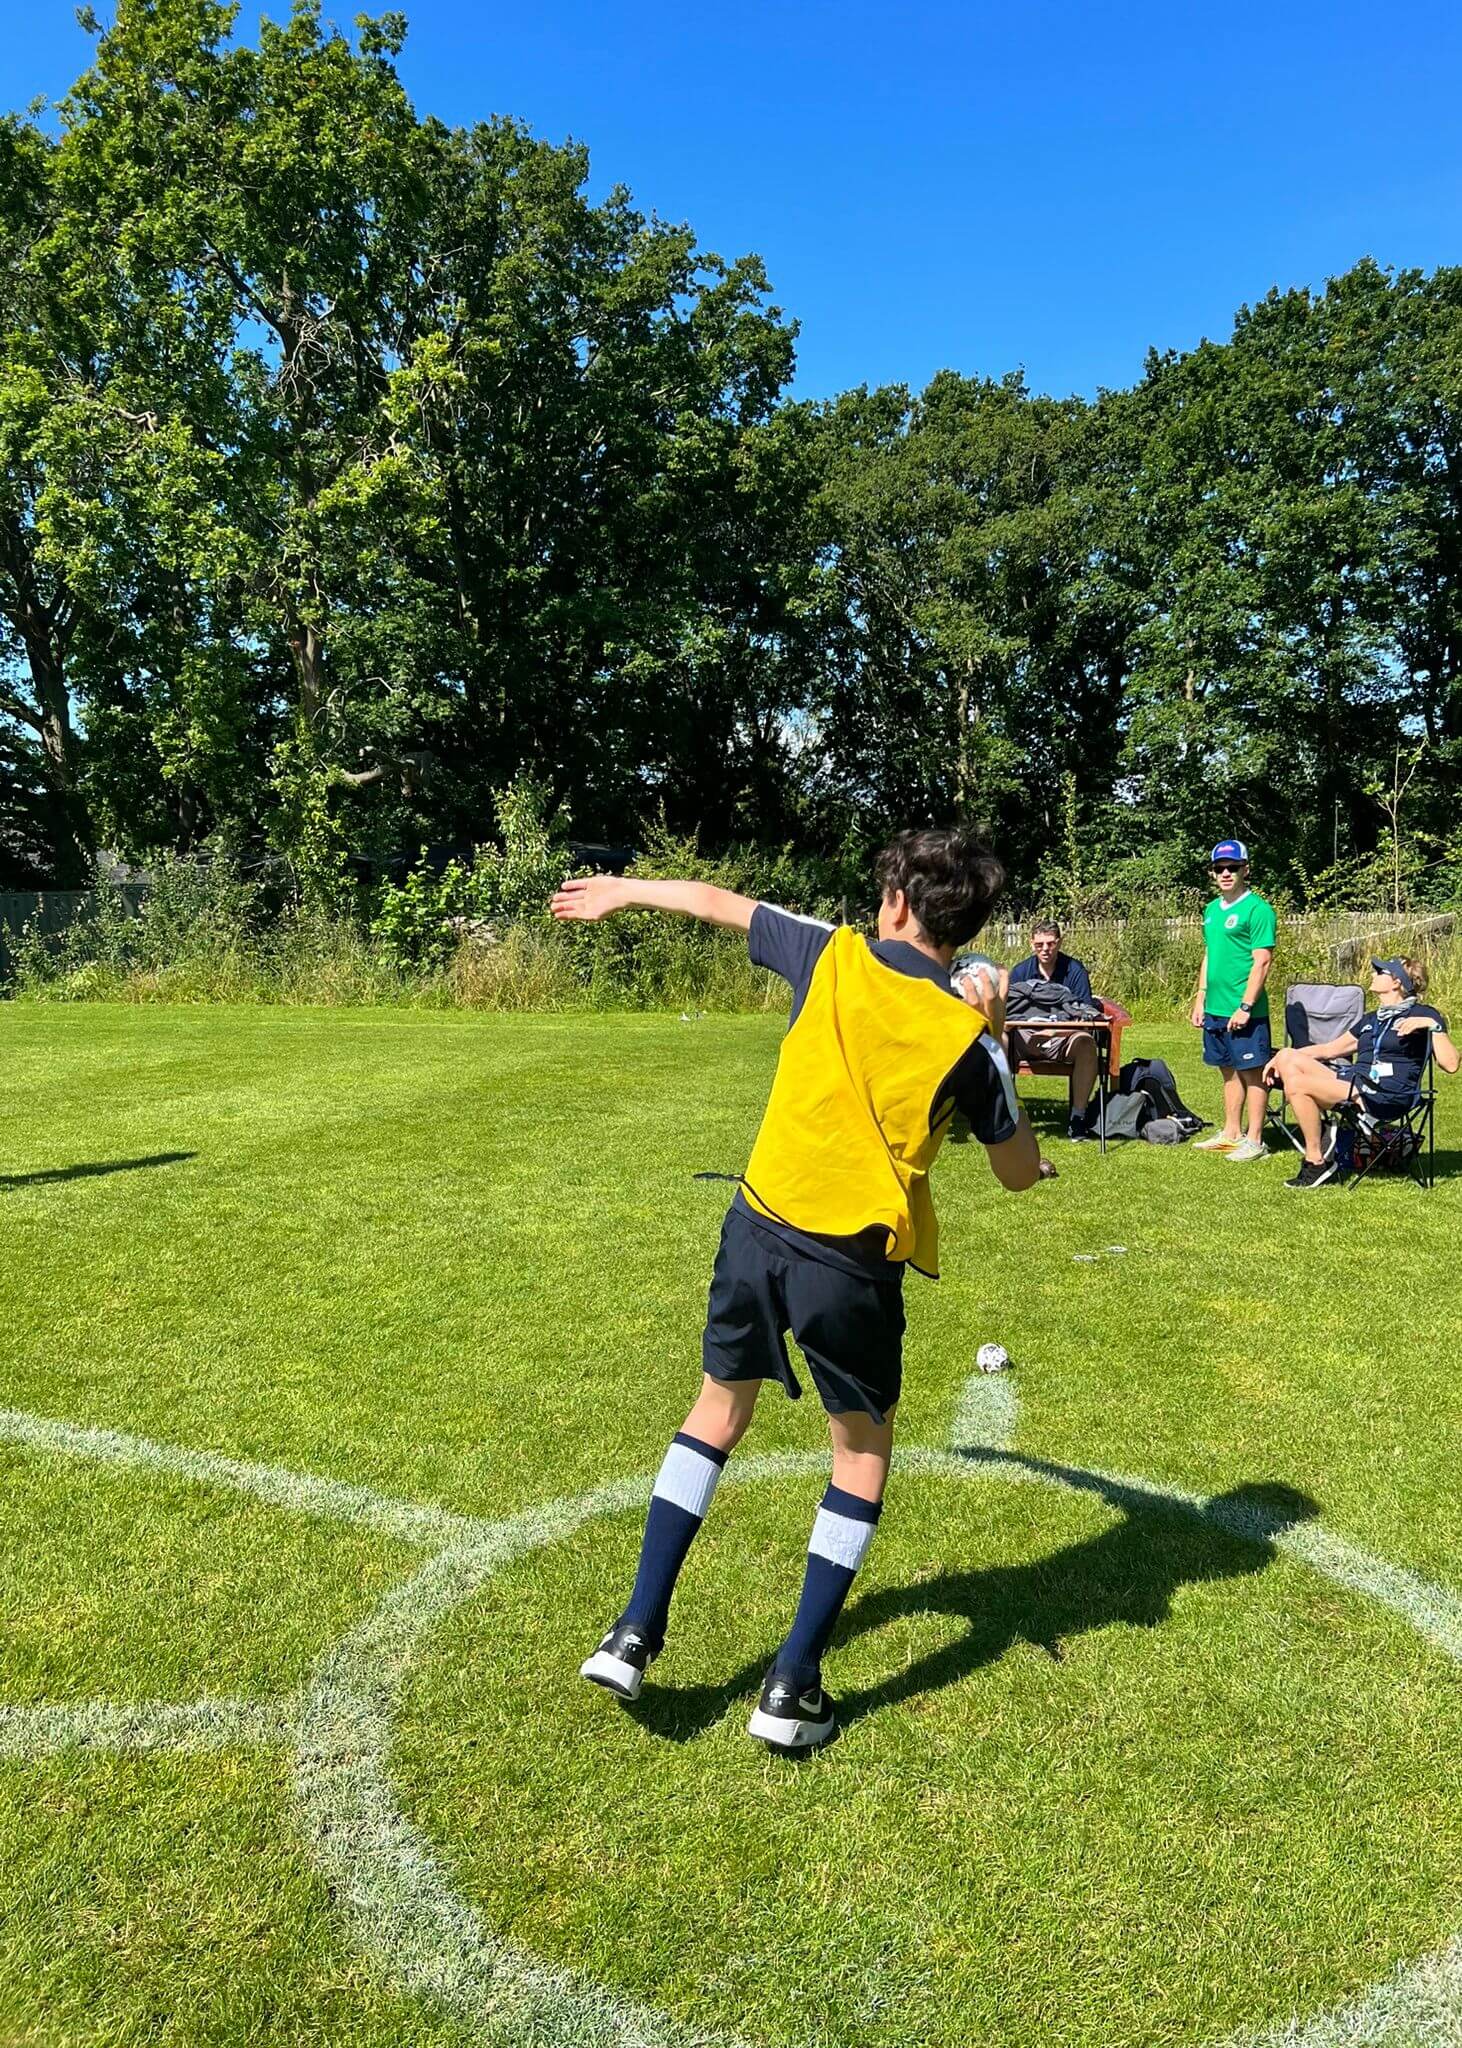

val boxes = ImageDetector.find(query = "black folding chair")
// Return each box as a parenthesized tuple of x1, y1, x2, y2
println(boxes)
(1264, 982, 1365, 1158)
(1337, 1040, 1436, 1192)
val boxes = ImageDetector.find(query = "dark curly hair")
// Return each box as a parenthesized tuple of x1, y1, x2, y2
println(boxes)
(873, 829, 1006, 950)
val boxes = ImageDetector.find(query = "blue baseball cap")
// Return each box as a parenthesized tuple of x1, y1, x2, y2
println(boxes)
(1210, 839, 1249, 865)
(1370, 956, 1415, 996)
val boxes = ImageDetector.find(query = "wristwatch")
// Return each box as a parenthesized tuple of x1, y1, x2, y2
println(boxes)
(1235, 1002, 1251, 1016)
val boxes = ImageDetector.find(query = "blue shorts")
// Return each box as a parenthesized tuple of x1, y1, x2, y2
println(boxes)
(1332, 1061, 1415, 1121)
(1203, 1012, 1273, 1070)
(702, 1203, 905, 1424)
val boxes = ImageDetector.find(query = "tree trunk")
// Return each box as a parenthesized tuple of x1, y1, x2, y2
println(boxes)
(4, 554, 93, 883)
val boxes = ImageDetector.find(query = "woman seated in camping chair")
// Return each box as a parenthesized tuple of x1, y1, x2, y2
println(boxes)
(1264, 957, 1457, 1190)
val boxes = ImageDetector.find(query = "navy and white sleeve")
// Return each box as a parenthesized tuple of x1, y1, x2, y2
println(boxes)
(748, 903, 836, 1021)
(943, 1035, 1020, 1146)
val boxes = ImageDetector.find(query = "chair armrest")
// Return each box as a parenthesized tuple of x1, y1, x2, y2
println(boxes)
(1098, 999, 1130, 1079)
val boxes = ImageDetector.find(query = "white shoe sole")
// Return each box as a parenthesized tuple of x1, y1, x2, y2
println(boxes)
(1192, 1138, 1239, 1152)
(580, 1648, 645, 1701)
(748, 1704, 835, 1752)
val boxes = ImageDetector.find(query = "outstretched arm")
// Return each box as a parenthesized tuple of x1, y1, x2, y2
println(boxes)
(551, 876, 760, 931)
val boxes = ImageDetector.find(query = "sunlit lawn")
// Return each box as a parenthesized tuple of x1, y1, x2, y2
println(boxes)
(2, 1003, 1460, 2048)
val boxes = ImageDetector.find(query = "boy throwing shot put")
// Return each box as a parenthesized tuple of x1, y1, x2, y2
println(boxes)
(551, 830, 1039, 1752)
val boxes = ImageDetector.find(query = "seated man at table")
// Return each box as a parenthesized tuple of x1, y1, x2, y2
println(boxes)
(1006, 920, 1101, 1142)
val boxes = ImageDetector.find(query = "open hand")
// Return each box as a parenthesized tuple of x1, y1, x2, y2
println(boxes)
(550, 876, 626, 923)
(1190, 1001, 1204, 1029)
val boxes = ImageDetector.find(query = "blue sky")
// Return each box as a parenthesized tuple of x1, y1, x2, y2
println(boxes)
(6, 0, 1461, 402)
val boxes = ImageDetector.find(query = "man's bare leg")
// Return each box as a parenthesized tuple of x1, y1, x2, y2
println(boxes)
(1220, 1066, 1244, 1141)
(1068, 1034, 1100, 1116)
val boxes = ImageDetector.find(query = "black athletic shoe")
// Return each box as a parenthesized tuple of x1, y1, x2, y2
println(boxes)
(748, 1671, 837, 1752)
(1067, 1114, 1096, 1143)
(1285, 1157, 1341, 1191)
(580, 1621, 655, 1701)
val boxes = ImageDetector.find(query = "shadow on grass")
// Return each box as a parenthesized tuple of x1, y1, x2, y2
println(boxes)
(628, 1450, 1320, 1744)
(0, 1151, 195, 1191)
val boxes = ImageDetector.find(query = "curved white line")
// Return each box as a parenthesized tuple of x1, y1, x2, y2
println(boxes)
(6, 1407, 1462, 2046)
(0, 1406, 483, 1550)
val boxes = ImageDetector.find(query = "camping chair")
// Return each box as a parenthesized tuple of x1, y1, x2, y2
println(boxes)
(1010, 998, 1131, 1156)
(1264, 983, 1365, 1158)
(1266, 982, 1437, 1190)
(1337, 1039, 1437, 1192)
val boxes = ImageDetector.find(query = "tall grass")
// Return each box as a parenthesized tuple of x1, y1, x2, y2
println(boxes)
(5, 855, 1458, 1016)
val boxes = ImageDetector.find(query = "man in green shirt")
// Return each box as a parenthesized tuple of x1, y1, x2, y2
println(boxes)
(1190, 839, 1277, 1163)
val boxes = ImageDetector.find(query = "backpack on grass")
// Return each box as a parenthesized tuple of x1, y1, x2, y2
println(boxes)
(1092, 1058, 1209, 1144)
(1119, 1057, 1207, 1135)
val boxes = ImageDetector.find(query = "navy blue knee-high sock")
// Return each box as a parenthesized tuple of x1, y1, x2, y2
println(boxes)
(773, 1482, 882, 1691)
(619, 1432, 727, 1652)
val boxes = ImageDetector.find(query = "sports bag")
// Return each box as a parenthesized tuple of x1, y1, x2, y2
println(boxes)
(1118, 1056, 1207, 1134)
(1092, 1091, 1152, 1141)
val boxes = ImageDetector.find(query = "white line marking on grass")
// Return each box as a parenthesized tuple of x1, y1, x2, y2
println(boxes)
(0, 1696, 298, 1758)
(6, 1407, 1462, 2045)
(0, 1407, 482, 1549)
(1244, 1937, 1462, 2048)
(950, 1372, 1019, 1451)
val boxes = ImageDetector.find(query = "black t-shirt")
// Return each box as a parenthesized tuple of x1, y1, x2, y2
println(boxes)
(736, 905, 1019, 1276)
(1350, 1003, 1446, 1101)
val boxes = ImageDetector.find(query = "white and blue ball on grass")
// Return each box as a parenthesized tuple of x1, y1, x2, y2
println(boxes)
(976, 1342, 1011, 1374)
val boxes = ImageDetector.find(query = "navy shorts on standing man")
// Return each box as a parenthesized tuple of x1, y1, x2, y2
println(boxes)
(1202, 1012, 1273, 1071)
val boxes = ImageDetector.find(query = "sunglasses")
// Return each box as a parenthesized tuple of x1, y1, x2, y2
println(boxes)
(1211, 864, 1242, 874)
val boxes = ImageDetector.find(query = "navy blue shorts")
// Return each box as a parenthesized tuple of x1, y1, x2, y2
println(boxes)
(1202, 1012, 1273, 1070)
(1332, 1061, 1415, 1121)
(701, 1204, 905, 1424)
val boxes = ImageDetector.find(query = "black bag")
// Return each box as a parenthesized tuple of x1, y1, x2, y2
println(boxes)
(1118, 1056, 1207, 1134)
(1005, 979, 1103, 1024)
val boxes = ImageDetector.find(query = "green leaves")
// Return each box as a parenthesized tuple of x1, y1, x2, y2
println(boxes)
(2, 9, 1460, 912)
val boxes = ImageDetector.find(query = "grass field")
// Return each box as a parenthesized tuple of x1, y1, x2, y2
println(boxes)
(3, 1003, 1461, 2048)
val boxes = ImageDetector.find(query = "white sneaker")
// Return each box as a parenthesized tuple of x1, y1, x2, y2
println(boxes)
(1192, 1132, 1240, 1152)
(1224, 1136, 1266, 1163)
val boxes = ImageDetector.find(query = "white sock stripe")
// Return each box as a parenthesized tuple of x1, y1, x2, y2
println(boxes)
(652, 1442, 723, 1519)
(809, 1506, 877, 1572)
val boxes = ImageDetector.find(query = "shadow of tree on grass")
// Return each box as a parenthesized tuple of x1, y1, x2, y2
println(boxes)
(0, 1152, 195, 1191)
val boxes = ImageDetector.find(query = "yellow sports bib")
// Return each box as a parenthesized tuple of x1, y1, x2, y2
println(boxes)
(741, 927, 986, 1276)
